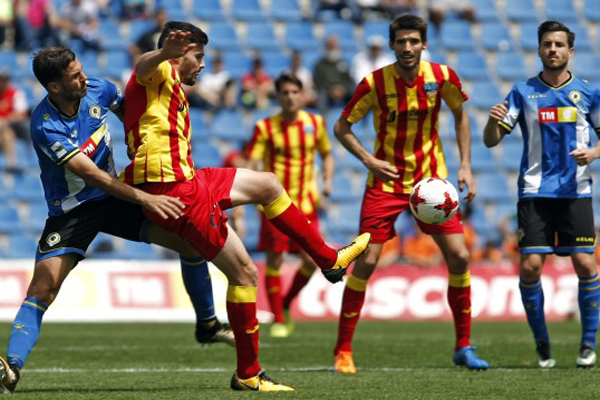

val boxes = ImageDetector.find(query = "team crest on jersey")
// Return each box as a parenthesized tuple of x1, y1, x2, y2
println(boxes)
(46, 232, 61, 247)
(569, 90, 582, 104)
(424, 83, 439, 98)
(89, 104, 101, 119)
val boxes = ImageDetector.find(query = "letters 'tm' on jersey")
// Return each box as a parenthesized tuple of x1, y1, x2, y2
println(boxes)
(341, 60, 468, 194)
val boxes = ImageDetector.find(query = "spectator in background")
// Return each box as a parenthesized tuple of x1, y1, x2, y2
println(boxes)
(0, 0, 13, 46)
(350, 34, 395, 85)
(129, 8, 167, 61)
(13, 0, 61, 50)
(60, 0, 101, 51)
(313, 35, 354, 111)
(189, 53, 236, 111)
(120, 0, 147, 20)
(284, 50, 317, 108)
(240, 57, 273, 110)
(0, 70, 28, 173)
(313, 0, 358, 21)
(428, 0, 475, 33)
(381, 0, 418, 17)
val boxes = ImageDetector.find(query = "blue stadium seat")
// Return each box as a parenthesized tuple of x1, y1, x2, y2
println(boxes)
(88, 232, 117, 259)
(519, 22, 539, 52)
(211, 110, 248, 143)
(471, 143, 498, 172)
(193, 143, 222, 168)
(476, 172, 513, 203)
(427, 50, 447, 65)
(545, 0, 578, 22)
(456, 52, 489, 81)
(471, 0, 500, 22)
(129, 20, 155, 43)
(157, 0, 188, 21)
(329, 174, 360, 203)
(323, 20, 358, 52)
(500, 141, 523, 171)
(208, 22, 242, 51)
(189, 108, 207, 133)
(262, 52, 290, 77)
(269, 0, 301, 21)
(574, 52, 600, 81)
(440, 21, 475, 52)
(119, 241, 161, 260)
(285, 21, 319, 51)
(232, 0, 265, 20)
(469, 82, 501, 110)
(221, 51, 251, 80)
(103, 50, 131, 80)
(332, 203, 360, 235)
(4, 234, 38, 259)
(584, 0, 600, 21)
(480, 23, 513, 52)
(26, 204, 47, 233)
(506, 0, 539, 22)
(570, 24, 592, 52)
(244, 22, 281, 52)
(99, 19, 127, 51)
(193, 0, 226, 20)
(363, 21, 389, 42)
(0, 204, 21, 233)
(78, 50, 101, 77)
(12, 174, 44, 202)
(0, 50, 20, 78)
(496, 52, 529, 81)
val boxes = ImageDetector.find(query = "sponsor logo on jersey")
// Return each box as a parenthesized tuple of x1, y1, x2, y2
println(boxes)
(89, 104, 101, 119)
(538, 107, 577, 123)
(50, 141, 67, 158)
(80, 125, 107, 157)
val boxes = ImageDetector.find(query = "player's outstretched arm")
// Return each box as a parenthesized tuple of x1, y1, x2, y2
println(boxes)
(452, 105, 476, 202)
(334, 117, 399, 182)
(135, 30, 197, 80)
(64, 153, 185, 220)
(483, 101, 509, 148)
(321, 151, 334, 197)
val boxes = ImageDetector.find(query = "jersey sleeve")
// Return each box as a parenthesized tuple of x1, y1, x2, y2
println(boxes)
(33, 125, 80, 166)
(315, 114, 331, 154)
(441, 67, 469, 111)
(101, 78, 124, 115)
(589, 86, 600, 135)
(246, 121, 268, 161)
(341, 77, 375, 124)
(135, 60, 170, 86)
(499, 85, 522, 133)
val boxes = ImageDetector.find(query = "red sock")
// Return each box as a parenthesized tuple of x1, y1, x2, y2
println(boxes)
(265, 267, 284, 323)
(264, 192, 337, 269)
(283, 263, 314, 309)
(334, 274, 368, 354)
(448, 272, 472, 350)
(226, 286, 261, 378)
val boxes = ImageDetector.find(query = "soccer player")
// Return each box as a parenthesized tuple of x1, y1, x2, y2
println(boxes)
(121, 21, 370, 391)
(0, 47, 232, 394)
(483, 21, 600, 369)
(332, 14, 489, 374)
(247, 73, 334, 338)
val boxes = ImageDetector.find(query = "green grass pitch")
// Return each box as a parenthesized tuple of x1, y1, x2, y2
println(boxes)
(0, 321, 598, 399)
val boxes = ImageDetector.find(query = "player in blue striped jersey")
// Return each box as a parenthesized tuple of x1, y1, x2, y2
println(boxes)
(484, 21, 600, 369)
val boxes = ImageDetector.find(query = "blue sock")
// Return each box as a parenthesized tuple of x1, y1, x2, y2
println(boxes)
(578, 273, 600, 350)
(180, 257, 216, 322)
(7, 297, 48, 369)
(520, 279, 549, 344)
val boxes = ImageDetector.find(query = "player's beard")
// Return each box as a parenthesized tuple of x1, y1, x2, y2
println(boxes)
(397, 53, 421, 71)
(541, 56, 568, 71)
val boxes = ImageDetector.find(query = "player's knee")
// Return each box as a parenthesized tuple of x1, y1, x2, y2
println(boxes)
(231, 257, 258, 286)
(353, 254, 378, 280)
(262, 172, 283, 202)
(520, 261, 542, 280)
(26, 278, 61, 306)
(447, 249, 470, 272)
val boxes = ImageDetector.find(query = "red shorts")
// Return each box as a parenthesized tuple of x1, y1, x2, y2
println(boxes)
(258, 211, 320, 253)
(141, 168, 237, 260)
(360, 185, 463, 244)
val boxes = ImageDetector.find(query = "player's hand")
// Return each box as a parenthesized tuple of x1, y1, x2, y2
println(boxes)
(489, 101, 509, 122)
(366, 157, 400, 182)
(570, 148, 600, 166)
(322, 178, 333, 197)
(142, 194, 186, 220)
(161, 30, 197, 59)
(457, 167, 476, 202)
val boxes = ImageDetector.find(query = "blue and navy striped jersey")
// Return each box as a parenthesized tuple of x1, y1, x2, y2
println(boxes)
(30, 77, 124, 216)
(500, 73, 600, 199)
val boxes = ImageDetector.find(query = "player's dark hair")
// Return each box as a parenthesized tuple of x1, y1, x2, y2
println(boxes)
(538, 20, 575, 48)
(389, 14, 427, 43)
(157, 21, 208, 49)
(32, 47, 77, 89)
(275, 72, 303, 92)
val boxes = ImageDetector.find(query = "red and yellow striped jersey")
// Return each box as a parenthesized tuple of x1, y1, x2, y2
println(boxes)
(247, 109, 331, 215)
(121, 61, 194, 184)
(342, 60, 468, 194)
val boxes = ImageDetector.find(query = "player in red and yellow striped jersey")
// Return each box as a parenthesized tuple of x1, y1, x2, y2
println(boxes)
(247, 73, 334, 338)
(332, 14, 488, 373)
(121, 21, 370, 391)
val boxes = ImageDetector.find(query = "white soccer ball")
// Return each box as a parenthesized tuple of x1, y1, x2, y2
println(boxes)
(409, 177, 459, 225)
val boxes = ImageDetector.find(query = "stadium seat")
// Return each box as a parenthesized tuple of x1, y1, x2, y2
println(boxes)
(156, 0, 188, 21)
(193, 0, 226, 20)
(231, 0, 265, 21)
(505, 0, 539, 22)
(323, 20, 358, 52)
(332, 203, 360, 235)
(193, 143, 222, 168)
(471, 0, 500, 22)
(211, 110, 248, 143)
(573, 52, 600, 81)
(476, 172, 513, 203)
(269, 0, 302, 21)
(456, 52, 489, 81)
(0, 50, 20, 78)
(208, 22, 242, 52)
(25, 203, 48, 234)
(518, 22, 539, 52)
(0, 204, 22, 233)
(471, 143, 499, 172)
(99, 19, 127, 51)
(103, 50, 131, 80)
(12, 174, 44, 202)
(119, 241, 161, 260)
(262, 52, 291, 77)
(480, 23, 513, 52)
(4, 234, 38, 259)
(440, 21, 475, 52)
(363, 21, 389, 42)
(78, 50, 101, 77)
(584, 0, 600, 21)
(221, 51, 251, 80)
(427, 50, 447, 65)
(500, 141, 523, 172)
(545, 0, 578, 22)
(129, 19, 155, 43)
(496, 52, 529, 81)
(469, 82, 501, 110)
(189, 108, 208, 133)
(88, 232, 117, 259)
(244, 22, 281, 52)
(569, 24, 592, 52)
(285, 21, 319, 51)
(329, 174, 360, 203)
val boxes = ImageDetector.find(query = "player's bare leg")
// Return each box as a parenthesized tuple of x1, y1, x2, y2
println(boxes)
(211, 225, 293, 391)
(433, 233, 488, 370)
(334, 243, 383, 374)
(230, 169, 370, 283)
(572, 252, 599, 369)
